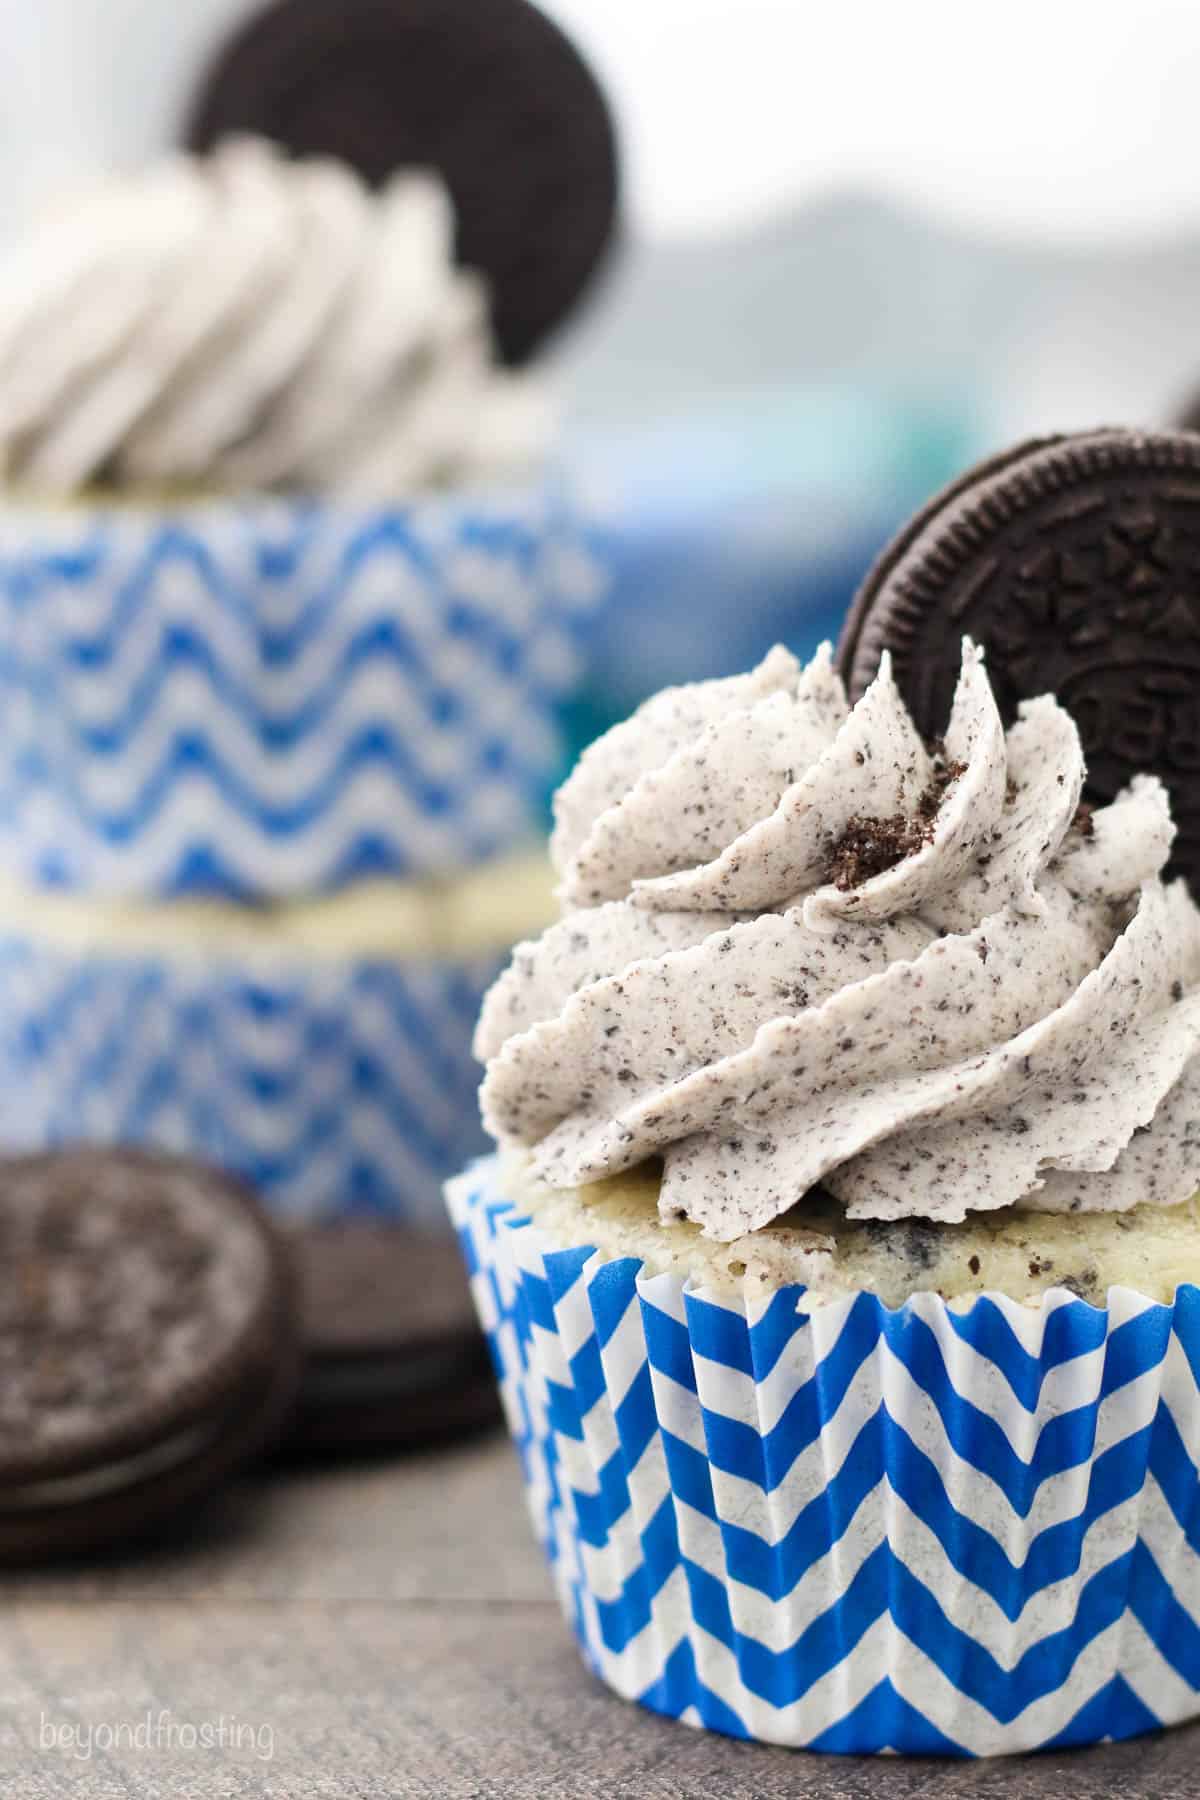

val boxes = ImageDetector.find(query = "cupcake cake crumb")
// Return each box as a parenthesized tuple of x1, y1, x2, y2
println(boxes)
(507, 1151, 1200, 1309)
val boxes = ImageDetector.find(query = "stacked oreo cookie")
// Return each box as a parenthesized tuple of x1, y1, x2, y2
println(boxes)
(0, 1147, 498, 1558)
(0, 1149, 298, 1558)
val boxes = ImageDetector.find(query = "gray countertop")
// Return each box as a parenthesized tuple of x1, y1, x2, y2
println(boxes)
(0, 1429, 1196, 1797)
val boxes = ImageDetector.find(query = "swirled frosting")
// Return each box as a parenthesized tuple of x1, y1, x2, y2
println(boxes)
(477, 641, 1200, 1238)
(0, 137, 548, 498)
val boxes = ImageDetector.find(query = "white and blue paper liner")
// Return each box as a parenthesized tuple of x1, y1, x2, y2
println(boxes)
(448, 1156, 1200, 1757)
(0, 485, 605, 900)
(0, 933, 505, 1225)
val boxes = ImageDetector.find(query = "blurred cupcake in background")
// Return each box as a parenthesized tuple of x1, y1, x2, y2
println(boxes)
(0, 1, 620, 1224)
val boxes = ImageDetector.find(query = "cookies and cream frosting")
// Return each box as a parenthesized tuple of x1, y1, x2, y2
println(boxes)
(0, 136, 548, 498)
(477, 640, 1200, 1238)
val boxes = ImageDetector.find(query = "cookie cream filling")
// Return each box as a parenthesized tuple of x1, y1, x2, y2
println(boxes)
(0, 847, 555, 962)
(478, 641, 1200, 1237)
(0, 137, 548, 498)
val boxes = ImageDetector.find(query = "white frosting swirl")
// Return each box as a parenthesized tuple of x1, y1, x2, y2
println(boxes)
(477, 641, 1200, 1238)
(0, 137, 548, 498)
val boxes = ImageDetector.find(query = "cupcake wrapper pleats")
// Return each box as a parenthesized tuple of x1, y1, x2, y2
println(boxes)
(448, 1155, 1200, 1756)
(0, 488, 604, 899)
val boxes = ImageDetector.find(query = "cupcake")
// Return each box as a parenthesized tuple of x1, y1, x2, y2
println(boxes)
(449, 440, 1200, 1754)
(0, 115, 614, 1221)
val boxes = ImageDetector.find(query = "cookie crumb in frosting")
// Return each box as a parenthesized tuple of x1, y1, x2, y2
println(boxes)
(827, 814, 927, 890)
(827, 754, 966, 891)
(917, 745, 967, 822)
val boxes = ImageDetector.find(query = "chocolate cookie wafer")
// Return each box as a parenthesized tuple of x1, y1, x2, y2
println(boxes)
(280, 1224, 500, 1456)
(185, 0, 619, 364)
(836, 428, 1200, 892)
(0, 1149, 297, 1560)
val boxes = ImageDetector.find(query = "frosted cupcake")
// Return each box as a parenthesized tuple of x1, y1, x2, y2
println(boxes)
(0, 134, 610, 1222)
(449, 633, 1200, 1755)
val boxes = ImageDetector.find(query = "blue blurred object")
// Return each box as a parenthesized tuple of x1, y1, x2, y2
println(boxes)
(548, 181, 1200, 737)
(550, 197, 989, 734)
(565, 383, 974, 730)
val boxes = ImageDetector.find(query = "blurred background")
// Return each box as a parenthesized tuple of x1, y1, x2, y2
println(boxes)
(5, 0, 1200, 720)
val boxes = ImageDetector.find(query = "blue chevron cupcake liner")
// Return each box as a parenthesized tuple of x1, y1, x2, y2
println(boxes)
(0, 485, 605, 900)
(448, 1156, 1200, 1757)
(0, 933, 504, 1225)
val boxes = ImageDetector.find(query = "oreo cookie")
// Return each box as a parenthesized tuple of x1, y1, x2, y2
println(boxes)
(185, 0, 619, 364)
(836, 428, 1200, 892)
(281, 1224, 500, 1456)
(0, 1148, 297, 1561)
(1174, 389, 1200, 435)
